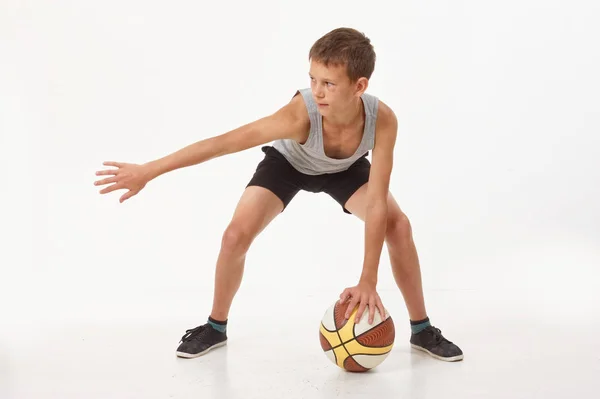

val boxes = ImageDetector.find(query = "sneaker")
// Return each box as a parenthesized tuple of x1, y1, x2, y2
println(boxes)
(410, 325, 464, 361)
(175, 323, 227, 358)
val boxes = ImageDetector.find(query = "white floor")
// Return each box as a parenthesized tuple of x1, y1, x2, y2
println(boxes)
(2, 283, 599, 399)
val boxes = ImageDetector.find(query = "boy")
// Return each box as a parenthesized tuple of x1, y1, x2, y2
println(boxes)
(94, 28, 463, 362)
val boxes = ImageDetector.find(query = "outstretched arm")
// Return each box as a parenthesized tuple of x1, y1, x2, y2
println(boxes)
(94, 95, 308, 202)
(144, 96, 308, 180)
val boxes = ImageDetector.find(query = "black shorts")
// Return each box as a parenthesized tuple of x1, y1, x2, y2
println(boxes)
(246, 146, 371, 214)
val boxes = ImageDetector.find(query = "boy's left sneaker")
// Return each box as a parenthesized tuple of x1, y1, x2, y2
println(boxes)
(410, 325, 464, 362)
(175, 323, 227, 358)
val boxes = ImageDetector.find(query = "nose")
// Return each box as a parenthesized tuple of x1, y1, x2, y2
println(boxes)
(313, 87, 324, 99)
(312, 82, 325, 99)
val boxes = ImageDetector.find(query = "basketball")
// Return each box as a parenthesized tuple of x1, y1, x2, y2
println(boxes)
(319, 300, 395, 372)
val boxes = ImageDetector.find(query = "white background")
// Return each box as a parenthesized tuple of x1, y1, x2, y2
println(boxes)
(1, 0, 599, 398)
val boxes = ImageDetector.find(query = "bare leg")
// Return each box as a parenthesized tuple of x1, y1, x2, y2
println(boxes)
(210, 186, 284, 320)
(343, 183, 427, 321)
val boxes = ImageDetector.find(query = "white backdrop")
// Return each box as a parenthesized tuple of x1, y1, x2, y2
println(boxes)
(1, 1, 599, 396)
(2, 0, 599, 317)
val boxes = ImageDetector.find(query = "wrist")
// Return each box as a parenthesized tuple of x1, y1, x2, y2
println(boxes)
(359, 274, 377, 287)
(143, 160, 164, 181)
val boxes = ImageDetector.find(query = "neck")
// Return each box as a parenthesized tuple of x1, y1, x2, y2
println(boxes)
(324, 97, 364, 128)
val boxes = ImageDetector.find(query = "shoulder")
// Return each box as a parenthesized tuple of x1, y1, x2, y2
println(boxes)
(273, 90, 310, 122)
(361, 91, 396, 131)
(271, 90, 311, 142)
(288, 90, 311, 125)
(374, 99, 398, 143)
(375, 99, 397, 128)
(366, 98, 397, 189)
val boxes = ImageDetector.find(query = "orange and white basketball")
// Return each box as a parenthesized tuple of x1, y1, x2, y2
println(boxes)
(319, 300, 395, 372)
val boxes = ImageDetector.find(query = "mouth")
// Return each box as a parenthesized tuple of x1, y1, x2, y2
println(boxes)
(317, 103, 329, 107)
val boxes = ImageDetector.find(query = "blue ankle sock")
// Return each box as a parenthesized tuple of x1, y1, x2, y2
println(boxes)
(207, 316, 227, 333)
(410, 317, 431, 334)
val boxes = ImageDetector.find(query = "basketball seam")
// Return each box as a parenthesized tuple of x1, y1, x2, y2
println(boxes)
(327, 337, 393, 350)
(326, 337, 394, 350)
(352, 342, 394, 348)
(332, 302, 353, 363)
(335, 327, 352, 362)
(320, 323, 346, 350)
(343, 356, 369, 372)
(319, 331, 333, 351)
(346, 350, 392, 356)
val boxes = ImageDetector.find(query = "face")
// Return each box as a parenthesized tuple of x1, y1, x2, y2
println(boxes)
(308, 59, 368, 116)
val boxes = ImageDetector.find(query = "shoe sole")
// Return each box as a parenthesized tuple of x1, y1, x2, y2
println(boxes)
(410, 344, 464, 362)
(176, 340, 227, 359)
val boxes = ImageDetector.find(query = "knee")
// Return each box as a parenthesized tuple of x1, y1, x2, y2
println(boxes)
(386, 212, 412, 242)
(221, 223, 253, 255)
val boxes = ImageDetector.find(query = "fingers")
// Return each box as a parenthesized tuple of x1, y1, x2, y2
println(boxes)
(376, 297, 386, 321)
(344, 296, 359, 320)
(358, 296, 385, 325)
(103, 161, 125, 167)
(355, 298, 368, 323)
(96, 161, 125, 177)
(94, 176, 118, 186)
(119, 190, 136, 203)
(357, 297, 375, 324)
(340, 288, 385, 325)
(368, 299, 376, 324)
(99, 183, 124, 194)
(339, 288, 352, 304)
(95, 169, 117, 176)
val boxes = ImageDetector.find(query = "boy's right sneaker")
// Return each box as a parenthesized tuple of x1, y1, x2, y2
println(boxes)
(175, 323, 227, 358)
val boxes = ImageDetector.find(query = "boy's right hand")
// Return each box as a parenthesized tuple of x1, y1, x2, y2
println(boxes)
(94, 161, 152, 203)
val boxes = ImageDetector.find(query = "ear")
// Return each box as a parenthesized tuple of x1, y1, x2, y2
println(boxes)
(354, 77, 369, 97)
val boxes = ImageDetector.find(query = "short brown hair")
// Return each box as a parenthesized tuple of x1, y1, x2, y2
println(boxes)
(308, 27, 376, 82)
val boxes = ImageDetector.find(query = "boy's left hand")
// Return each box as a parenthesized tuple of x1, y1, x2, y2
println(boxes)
(339, 281, 386, 325)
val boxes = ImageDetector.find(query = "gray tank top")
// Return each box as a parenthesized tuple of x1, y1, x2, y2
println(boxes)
(271, 88, 379, 175)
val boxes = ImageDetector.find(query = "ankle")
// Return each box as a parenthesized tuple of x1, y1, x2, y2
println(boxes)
(209, 310, 228, 321)
(208, 316, 227, 333)
(410, 316, 431, 334)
